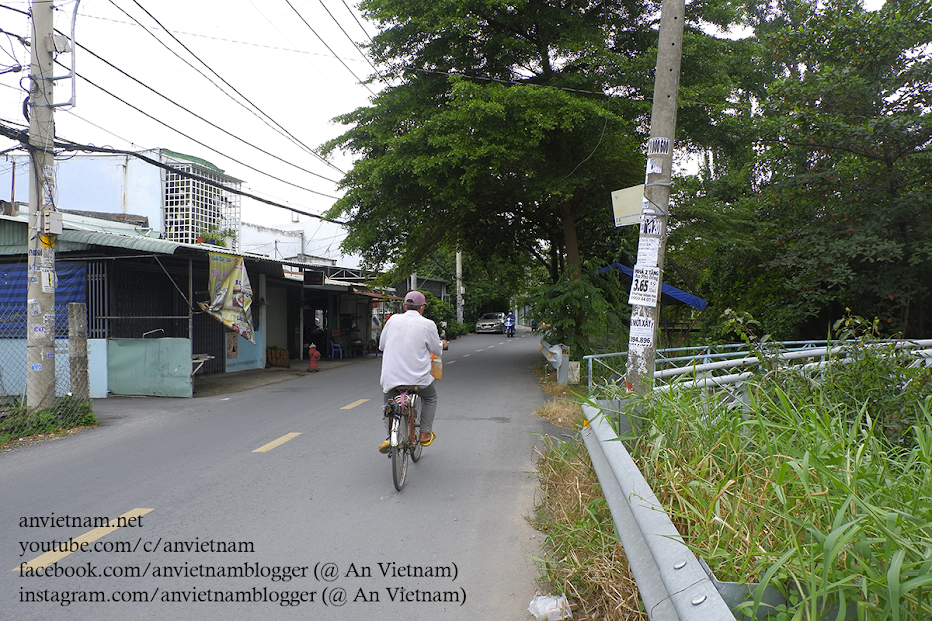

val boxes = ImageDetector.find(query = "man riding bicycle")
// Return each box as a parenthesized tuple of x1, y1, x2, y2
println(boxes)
(378, 290, 448, 453)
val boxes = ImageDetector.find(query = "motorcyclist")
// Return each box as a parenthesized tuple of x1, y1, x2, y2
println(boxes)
(504, 311, 516, 337)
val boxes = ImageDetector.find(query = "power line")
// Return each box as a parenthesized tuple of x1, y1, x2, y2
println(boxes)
(411, 67, 616, 97)
(339, 0, 375, 43)
(317, 0, 385, 83)
(116, 0, 344, 175)
(72, 67, 340, 200)
(60, 107, 135, 145)
(0, 119, 346, 224)
(0, 4, 30, 17)
(76, 9, 372, 64)
(70, 40, 340, 184)
(284, 0, 376, 96)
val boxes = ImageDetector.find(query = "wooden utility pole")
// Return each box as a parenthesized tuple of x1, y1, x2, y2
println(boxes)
(25, 0, 59, 410)
(624, 0, 686, 393)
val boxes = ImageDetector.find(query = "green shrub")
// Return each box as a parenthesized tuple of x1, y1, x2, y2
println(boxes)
(442, 320, 471, 339)
(614, 350, 932, 620)
(0, 395, 97, 445)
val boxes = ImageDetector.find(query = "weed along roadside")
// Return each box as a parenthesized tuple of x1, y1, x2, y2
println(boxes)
(530, 363, 648, 620)
(531, 342, 932, 620)
(1, 395, 97, 451)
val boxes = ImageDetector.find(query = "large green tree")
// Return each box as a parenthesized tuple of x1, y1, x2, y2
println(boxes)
(759, 0, 932, 337)
(677, 0, 932, 339)
(323, 0, 744, 284)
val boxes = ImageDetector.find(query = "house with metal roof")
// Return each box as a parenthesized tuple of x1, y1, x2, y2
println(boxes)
(0, 150, 400, 399)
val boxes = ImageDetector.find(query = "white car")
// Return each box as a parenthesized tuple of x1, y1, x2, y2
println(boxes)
(475, 312, 506, 334)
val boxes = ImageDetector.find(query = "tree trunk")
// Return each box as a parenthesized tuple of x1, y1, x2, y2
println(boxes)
(559, 191, 583, 279)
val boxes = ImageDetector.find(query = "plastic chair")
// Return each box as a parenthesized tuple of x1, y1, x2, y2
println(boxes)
(329, 340, 344, 359)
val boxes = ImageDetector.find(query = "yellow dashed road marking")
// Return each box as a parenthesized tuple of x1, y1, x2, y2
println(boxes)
(253, 432, 302, 453)
(14, 508, 155, 571)
(341, 399, 369, 410)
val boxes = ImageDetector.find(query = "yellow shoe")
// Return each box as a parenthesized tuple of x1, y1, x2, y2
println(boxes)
(378, 438, 391, 454)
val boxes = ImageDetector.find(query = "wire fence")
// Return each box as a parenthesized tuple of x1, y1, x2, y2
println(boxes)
(0, 302, 95, 444)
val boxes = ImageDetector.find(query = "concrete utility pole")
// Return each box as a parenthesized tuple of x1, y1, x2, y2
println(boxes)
(25, 0, 59, 410)
(455, 251, 463, 322)
(624, 0, 685, 394)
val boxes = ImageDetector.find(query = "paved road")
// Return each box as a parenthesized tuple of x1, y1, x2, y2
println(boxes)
(1, 330, 563, 620)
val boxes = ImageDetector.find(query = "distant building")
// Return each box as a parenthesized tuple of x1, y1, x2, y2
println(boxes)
(1, 149, 242, 250)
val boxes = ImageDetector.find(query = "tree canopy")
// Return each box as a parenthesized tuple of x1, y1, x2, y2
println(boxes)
(323, 0, 931, 344)
(683, 0, 932, 338)
(322, 0, 744, 284)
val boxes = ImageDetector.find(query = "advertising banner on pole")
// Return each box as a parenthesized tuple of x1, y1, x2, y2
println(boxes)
(627, 265, 661, 307)
(200, 252, 256, 344)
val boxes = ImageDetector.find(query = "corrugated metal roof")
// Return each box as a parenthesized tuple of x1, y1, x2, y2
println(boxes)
(352, 288, 403, 300)
(57, 230, 187, 254)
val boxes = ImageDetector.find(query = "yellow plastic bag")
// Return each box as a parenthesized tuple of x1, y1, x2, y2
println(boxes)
(430, 353, 443, 380)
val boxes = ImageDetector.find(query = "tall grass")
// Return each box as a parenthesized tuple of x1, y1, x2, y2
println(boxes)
(532, 434, 648, 620)
(612, 343, 932, 620)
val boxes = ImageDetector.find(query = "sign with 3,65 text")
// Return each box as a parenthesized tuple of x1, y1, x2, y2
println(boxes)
(628, 265, 661, 307)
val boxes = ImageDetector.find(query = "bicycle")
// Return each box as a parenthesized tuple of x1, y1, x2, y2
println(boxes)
(384, 387, 423, 491)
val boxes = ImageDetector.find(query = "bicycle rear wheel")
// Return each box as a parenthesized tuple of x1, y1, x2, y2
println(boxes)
(391, 415, 408, 491)
(410, 394, 423, 463)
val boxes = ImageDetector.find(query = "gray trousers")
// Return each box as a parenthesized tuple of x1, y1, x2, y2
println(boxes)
(383, 382, 438, 435)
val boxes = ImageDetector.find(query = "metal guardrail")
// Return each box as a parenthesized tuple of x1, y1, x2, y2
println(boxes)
(581, 403, 736, 620)
(583, 339, 932, 391)
(578, 340, 932, 619)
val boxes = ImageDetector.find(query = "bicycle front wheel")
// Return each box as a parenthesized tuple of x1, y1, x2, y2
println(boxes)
(391, 415, 408, 491)
(410, 395, 423, 463)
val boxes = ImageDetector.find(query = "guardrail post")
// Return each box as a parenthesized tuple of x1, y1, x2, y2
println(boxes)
(541, 339, 570, 385)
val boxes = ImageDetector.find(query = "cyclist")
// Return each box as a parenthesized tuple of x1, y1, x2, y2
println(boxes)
(378, 290, 448, 453)
(504, 311, 516, 337)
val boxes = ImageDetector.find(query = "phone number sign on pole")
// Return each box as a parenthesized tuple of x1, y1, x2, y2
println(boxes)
(628, 265, 661, 307)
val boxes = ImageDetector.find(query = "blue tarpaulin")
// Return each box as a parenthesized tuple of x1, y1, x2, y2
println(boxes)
(597, 263, 708, 311)
(0, 262, 88, 336)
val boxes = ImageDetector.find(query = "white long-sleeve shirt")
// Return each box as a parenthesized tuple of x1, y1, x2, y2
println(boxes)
(378, 310, 443, 392)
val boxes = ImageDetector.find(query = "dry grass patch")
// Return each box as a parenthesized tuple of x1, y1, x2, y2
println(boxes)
(533, 362, 584, 399)
(532, 435, 647, 620)
(534, 399, 585, 428)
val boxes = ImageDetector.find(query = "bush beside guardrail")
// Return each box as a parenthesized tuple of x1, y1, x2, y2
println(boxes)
(579, 340, 932, 620)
